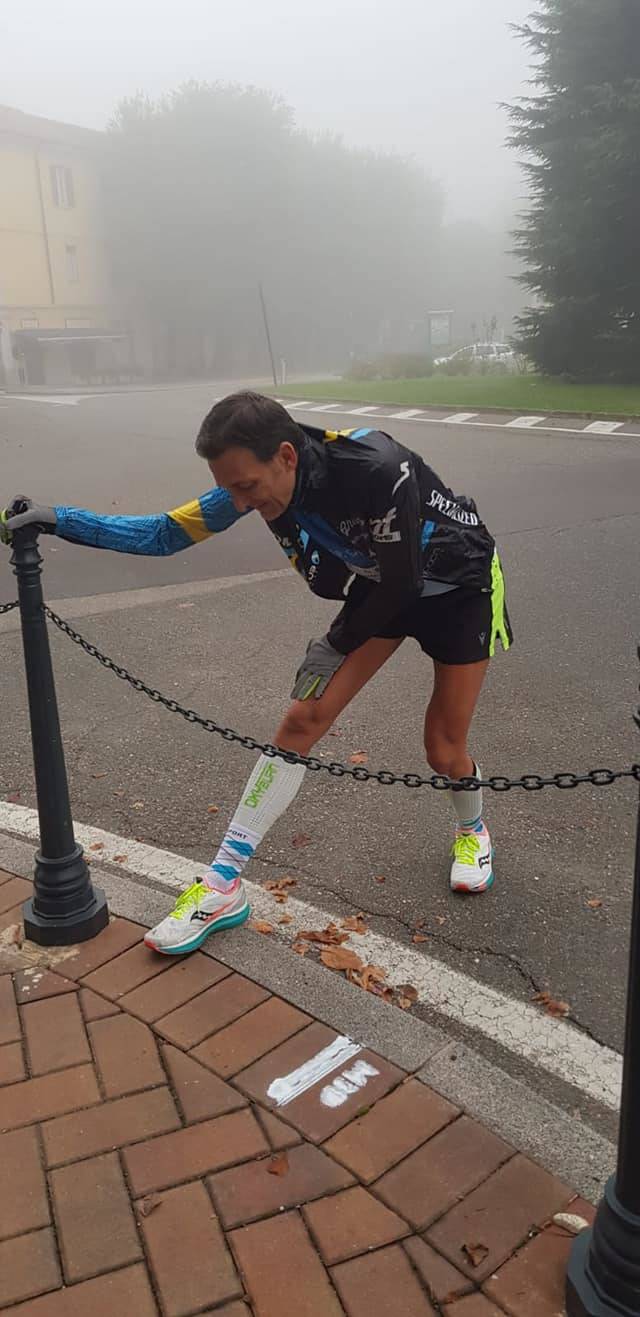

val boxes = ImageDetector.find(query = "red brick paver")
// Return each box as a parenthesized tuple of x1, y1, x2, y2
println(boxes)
(0, 897, 591, 1316)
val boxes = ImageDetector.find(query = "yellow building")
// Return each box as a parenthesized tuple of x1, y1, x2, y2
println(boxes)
(0, 104, 131, 386)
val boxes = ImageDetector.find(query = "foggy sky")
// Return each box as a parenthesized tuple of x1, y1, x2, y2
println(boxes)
(1, 0, 533, 223)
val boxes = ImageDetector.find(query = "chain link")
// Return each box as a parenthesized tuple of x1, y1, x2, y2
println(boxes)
(39, 605, 640, 793)
(0, 601, 18, 615)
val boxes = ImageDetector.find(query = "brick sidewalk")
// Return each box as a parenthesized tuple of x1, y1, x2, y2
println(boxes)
(0, 869, 594, 1316)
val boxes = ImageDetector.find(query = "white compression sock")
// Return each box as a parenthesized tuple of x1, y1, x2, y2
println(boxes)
(448, 761, 483, 833)
(205, 754, 306, 889)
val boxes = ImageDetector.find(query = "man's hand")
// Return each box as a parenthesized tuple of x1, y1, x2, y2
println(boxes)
(0, 497, 57, 545)
(291, 635, 345, 701)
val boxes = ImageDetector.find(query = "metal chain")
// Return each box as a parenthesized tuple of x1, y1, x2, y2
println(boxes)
(0, 601, 18, 615)
(42, 605, 640, 792)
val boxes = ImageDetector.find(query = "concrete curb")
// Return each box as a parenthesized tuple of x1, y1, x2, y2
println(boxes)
(0, 827, 615, 1202)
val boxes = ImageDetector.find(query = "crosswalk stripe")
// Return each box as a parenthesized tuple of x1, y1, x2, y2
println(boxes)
(582, 421, 623, 434)
(387, 409, 425, 419)
(443, 412, 478, 423)
(506, 415, 547, 428)
(349, 405, 382, 415)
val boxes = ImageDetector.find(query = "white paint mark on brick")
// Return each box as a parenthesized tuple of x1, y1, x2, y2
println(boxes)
(320, 1059, 380, 1107)
(266, 1035, 362, 1107)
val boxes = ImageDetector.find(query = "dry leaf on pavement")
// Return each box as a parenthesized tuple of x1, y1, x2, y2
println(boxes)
(349, 751, 368, 765)
(341, 915, 368, 934)
(267, 1152, 289, 1176)
(299, 924, 349, 946)
(462, 1242, 489, 1268)
(291, 832, 312, 848)
(251, 920, 275, 935)
(138, 1195, 162, 1218)
(374, 874, 386, 884)
(89, 843, 104, 852)
(320, 946, 364, 972)
(412, 933, 429, 944)
(278, 914, 293, 925)
(397, 984, 418, 1006)
(292, 941, 309, 955)
(112, 854, 128, 863)
(207, 805, 219, 814)
(533, 990, 570, 1018)
(586, 898, 603, 909)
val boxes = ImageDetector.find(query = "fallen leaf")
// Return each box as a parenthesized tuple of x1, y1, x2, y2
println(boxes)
(349, 963, 387, 993)
(265, 877, 297, 900)
(462, 1242, 489, 1268)
(292, 941, 309, 955)
(207, 805, 219, 815)
(341, 915, 368, 934)
(6, 792, 21, 804)
(291, 832, 312, 849)
(397, 984, 418, 1004)
(374, 874, 386, 884)
(299, 924, 349, 946)
(533, 991, 570, 1018)
(251, 920, 275, 935)
(412, 934, 429, 944)
(413, 917, 426, 929)
(586, 898, 603, 909)
(397, 997, 413, 1010)
(91, 772, 108, 780)
(328, 729, 343, 737)
(267, 1152, 289, 1177)
(273, 893, 288, 904)
(320, 946, 364, 972)
(278, 914, 293, 925)
(112, 854, 128, 863)
(89, 842, 105, 852)
(138, 1195, 162, 1218)
(435, 915, 446, 926)
(349, 751, 368, 765)
(131, 801, 144, 810)
(10, 925, 24, 947)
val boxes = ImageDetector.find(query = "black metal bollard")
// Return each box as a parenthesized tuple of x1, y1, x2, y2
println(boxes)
(566, 668, 640, 1315)
(11, 526, 109, 945)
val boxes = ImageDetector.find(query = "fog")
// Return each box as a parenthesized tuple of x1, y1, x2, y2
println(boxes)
(2, 0, 531, 222)
(2, 0, 536, 375)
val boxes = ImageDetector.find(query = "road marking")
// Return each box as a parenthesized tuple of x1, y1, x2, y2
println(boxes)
(4, 394, 85, 406)
(0, 802, 622, 1110)
(283, 401, 315, 409)
(506, 415, 547, 428)
(349, 405, 382, 415)
(306, 402, 348, 412)
(267, 1036, 362, 1106)
(320, 1059, 380, 1108)
(443, 412, 478, 423)
(583, 421, 624, 434)
(387, 409, 426, 420)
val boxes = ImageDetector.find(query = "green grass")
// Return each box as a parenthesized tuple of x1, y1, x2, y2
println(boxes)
(276, 375, 640, 417)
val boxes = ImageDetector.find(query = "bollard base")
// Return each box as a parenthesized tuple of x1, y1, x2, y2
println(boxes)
(566, 1179, 640, 1316)
(23, 844, 110, 946)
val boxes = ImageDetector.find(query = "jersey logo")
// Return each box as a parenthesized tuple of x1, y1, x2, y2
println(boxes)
(370, 507, 401, 543)
(392, 461, 410, 495)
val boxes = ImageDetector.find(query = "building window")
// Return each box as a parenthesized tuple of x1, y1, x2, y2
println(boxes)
(21, 317, 39, 329)
(65, 244, 79, 283)
(50, 164, 75, 208)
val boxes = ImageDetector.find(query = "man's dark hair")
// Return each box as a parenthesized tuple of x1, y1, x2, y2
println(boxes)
(195, 391, 303, 462)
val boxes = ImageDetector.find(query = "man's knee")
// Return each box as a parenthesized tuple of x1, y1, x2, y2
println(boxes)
(279, 698, 332, 747)
(425, 729, 463, 777)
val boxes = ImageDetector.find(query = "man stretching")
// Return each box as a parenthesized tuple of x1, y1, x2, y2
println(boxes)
(1, 392, 512, 955)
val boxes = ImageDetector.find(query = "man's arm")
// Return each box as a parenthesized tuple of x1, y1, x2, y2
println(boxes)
(29, 488, 245, 556)
(327, 452, 423, 654)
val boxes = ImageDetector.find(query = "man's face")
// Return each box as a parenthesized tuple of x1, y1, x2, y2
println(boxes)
(210, 442, 298, 521)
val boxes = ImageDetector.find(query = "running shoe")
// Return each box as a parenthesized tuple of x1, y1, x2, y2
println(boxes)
(144, 878, 250, 954)
(450, 823, 494, 893)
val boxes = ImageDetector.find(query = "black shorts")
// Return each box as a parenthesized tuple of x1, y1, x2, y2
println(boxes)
(344, 557, 514, 666)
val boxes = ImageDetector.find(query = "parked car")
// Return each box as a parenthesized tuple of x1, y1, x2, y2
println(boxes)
(434, 342, 517, 372)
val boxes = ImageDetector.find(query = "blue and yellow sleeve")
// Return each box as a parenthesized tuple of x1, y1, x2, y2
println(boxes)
(54, 487, 245, 556)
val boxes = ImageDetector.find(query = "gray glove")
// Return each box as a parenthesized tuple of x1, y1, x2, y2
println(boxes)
(0, 497, 57, 545)
(291, 635, 345, 701)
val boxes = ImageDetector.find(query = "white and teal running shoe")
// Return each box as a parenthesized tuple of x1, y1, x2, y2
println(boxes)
(450, 823, 494, 894)
(144, 878, 250, 955)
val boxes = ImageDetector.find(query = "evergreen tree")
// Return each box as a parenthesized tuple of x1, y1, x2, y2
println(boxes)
(508, 0, 640, 380)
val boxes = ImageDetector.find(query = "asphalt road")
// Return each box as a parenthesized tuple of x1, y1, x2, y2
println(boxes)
(1, 385, 639, 1061)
